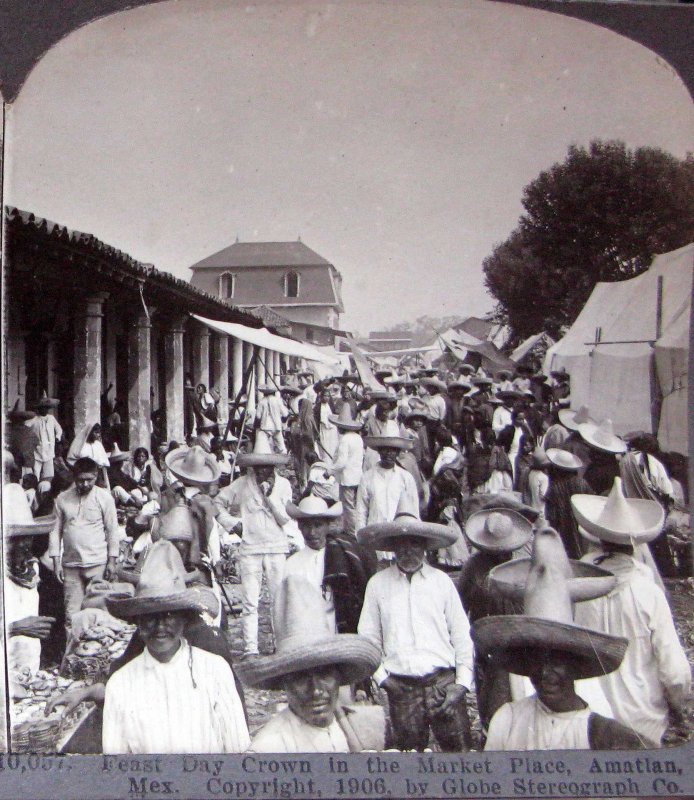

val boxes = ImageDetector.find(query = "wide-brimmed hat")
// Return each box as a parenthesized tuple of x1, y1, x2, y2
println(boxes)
(151, 504, 197, 543)
(478, 491, 540, 522)
(578, 419, 627, 454)
(236, 436, 291, 467)
(279, 385, 302, 396)
(496, 369, 512, 380)
(404, 407, 431, 423)
(287, 495, 344, 520)
(471, 527, 627, 680)
(465, 509, 532, 553)
(328, 404, 363, 431)
(107, 540, 218, 620)
(418, 368, 439, 378)
(471, 375, 493, 387)
(258, 384, 277, 394)
(108, 443, 130, 464)
(546, 448, 583, 472)
(531, 446, 551, 469)
(497, 389, 523, 403)
(236, 575, 380, 690)
(357, 512, 457, 551)
(558, 405, 594, 432)
(369, 389, 398, 403)
(550, 367, 569, 380)
(32, 390, 60, 409)
(6, 399, 35, 421)
(363, 435, 413, 452)
(447, 379, 471, 392)
(571, 477, 664, 545)
(165, 445, 221, 487)
(458, 364, 476, 376)
(2, 483, 56, 537)
(419, 377, 446, 392)
(529, 373, 548, 383)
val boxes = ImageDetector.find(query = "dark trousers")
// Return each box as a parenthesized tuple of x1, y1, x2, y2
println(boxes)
(384, 668, 472, 752)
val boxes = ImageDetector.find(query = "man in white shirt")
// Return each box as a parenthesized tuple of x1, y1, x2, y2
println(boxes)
(356, 436, 419, 538)
(358, 514, 474, 751)
(491, 390, 517, 435)
(417, 378, 447, 422)
(238, 575, 382, 752)
(103, 540, 249, 754)
(327, 405, 364, 537)
(217, 443, 293, 657)
(255, 385, 288, 454)
(24, 392, 63, 480)
(571, 479, 690, 746)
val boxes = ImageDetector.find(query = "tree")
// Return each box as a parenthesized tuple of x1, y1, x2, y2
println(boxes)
(483, 140, 694, 339)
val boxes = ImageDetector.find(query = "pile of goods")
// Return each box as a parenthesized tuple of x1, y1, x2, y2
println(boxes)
(62, 620, 135, 682)
(10, 668, 87, 753)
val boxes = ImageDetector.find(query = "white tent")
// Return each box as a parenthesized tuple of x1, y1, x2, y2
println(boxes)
(545, 243, 692, 447)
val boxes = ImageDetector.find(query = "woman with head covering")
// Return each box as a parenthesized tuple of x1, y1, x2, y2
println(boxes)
(66, 422, 111, 489)
(544, 449, 594, 559)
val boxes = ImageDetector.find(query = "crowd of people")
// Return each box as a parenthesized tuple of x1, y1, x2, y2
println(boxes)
(2, 357, 691, 754)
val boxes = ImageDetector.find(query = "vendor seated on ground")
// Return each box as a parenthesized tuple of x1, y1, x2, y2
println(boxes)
(107, 445, 145, 508)
(472, 527, 648, 750)
(237, 575, 383, 752)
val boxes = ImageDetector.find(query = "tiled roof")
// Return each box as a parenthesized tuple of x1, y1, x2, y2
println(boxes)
(4, 207, 263, 327)
(190, 240, 333, 270)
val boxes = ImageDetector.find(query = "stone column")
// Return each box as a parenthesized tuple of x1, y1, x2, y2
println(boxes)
(192, 324, 210, 389)
(73, 292, 109, 433)
(257, 347, 267, 392)
(243, 342, 256, 414)
(232, 337, 244, 400)
(164, 318, 186, 443)
(128, 309, 153, 450)
(212, 334, 230, 425)
(273, 350, 282, 384)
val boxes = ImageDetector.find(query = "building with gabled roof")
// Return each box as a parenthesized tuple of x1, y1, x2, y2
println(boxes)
(189, 239, 344, 330)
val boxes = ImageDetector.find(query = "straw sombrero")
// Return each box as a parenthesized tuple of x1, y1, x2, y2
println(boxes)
(279, 385, 302, 396)
(258, 384, 277, 394)
(578, 419, 627, 454)
(496, 389, 523, 402)
(558, 405, 594, 432)
(2, 483, 56, 537)
(571, 477, 664, 545)
(471, 527, 627, 680)
(476, 491, 540, 522)
(369, 390, 398, 403)
(236, 575, 380, 690)
(465, 509, 532, 553)
(357, 512, 457, 551)
(287, 495, 343, 520)
(458, 364, 476, 375)
(107, 541, 219, 620)
(496, 370, 512, 380)
(165, 445, 221, 487)
(236, 437, 291, 467)
(108, 443, 130, 464)
(471, 375, 493, 387)
(328, 404, 363, 431)
(363, 435, 413, 452)
(546, 448, 583, 472)
(419, 377, 447, 392)
(6, 399, 35, 422)
(32, 390, 60, 409)
(447, 379, 471, 392)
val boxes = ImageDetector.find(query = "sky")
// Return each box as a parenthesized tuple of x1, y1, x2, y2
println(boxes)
(5, 0, 693, 335)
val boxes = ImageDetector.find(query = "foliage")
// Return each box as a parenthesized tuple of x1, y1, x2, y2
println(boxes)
(483, 140, 694, 339)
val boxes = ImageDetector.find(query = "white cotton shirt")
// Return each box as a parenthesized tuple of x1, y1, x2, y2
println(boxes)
(331, 431, 364, 487)
(492, 406, 513, 434)
(283, 546, 336, 633)
(358, 563, 473, 689)
(485, 695, 591, 751)
(574, 552, 691, 745)
(527, 469, 549, 515)
(5, 565, 41, 674)
(103, 640, 250, 754)
(355, 465, 419, 532)
(249, 707, 349, 753)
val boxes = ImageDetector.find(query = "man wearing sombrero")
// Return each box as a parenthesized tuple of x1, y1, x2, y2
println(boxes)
(255, 384, 288, 454)
(102, 540, 249, 753)
(572, 478, 691, 746)
(355, 435, 419, 540)
(325, 405, 364, 537)
(3, 460, 57, 673)
(358, 514, 474, 751)
(24, 390, 63, 480)
(473, 527, 646, 750)
(215, 440, 294, 657)
(238, 575, 383, 752)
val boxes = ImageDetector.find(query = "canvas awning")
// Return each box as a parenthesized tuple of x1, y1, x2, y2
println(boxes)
(192, 314, 338, 365)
